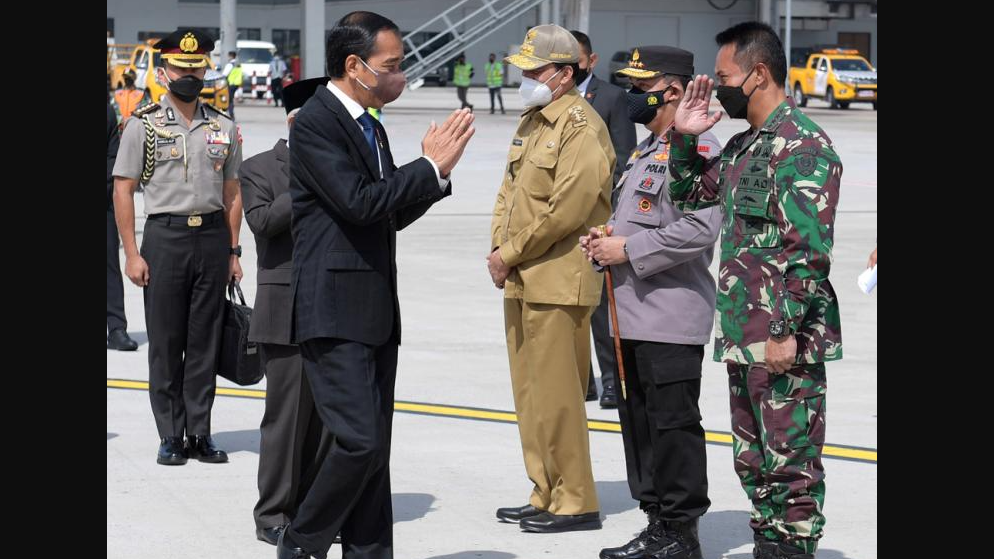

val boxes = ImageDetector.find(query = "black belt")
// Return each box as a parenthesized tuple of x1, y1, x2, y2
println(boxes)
(147, 210, 224, 227)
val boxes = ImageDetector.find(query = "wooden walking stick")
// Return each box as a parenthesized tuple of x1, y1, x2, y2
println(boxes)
(597, 225, 627, 401)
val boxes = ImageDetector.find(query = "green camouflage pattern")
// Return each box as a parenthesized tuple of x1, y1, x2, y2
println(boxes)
(728, 363, 826, 554)
(668, 97, 842, 365)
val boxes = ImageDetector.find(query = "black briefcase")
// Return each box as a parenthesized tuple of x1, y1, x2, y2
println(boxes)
(217, 280, 263, 386)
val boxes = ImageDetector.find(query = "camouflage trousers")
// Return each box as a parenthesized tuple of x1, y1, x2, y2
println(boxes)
(727, 363, 827, 554)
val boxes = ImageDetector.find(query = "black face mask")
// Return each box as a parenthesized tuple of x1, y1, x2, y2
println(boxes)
(166, 74, 204, 103)
(626, 86, 670, 124)
(715, 66, 756, 119)
(573, 65, 590, 87)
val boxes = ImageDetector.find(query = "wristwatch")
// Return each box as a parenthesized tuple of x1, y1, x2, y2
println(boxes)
(230, 245, 242, 257)
(768, 319, 789, 339)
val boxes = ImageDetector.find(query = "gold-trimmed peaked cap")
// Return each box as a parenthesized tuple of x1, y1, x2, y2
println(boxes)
(615, 45, 694, 79)
(504, 24, 580, 70)
(156, 28, 215, 68)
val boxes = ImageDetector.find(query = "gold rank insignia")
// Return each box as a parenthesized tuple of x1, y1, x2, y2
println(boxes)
(654, 151, 669, 162)
(208, 119, 221, 131)
(180, 33, 199, 53)
(630, 49, 644, 68)
(568, 105, 587, 127)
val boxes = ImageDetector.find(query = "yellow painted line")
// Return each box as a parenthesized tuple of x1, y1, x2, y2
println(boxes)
(108, 378, 876, 463)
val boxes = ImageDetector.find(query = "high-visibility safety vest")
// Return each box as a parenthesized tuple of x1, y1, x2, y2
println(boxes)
(228, 65, 244, 86)
(453, 62, 472, 87)
(485, 61, 503, 88)
(114, 89, 145, 120)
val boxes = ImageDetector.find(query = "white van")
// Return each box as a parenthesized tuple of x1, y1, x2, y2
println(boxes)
(212, 40, 279, 100)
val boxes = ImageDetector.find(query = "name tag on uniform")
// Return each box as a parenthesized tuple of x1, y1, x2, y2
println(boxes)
(156, 138, 176, 145)
(512, 138, 523, 146)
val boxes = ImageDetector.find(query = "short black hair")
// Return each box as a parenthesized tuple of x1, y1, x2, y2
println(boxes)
(326, 11, 400, 79)
(569, 30, 592, 56)
(228, 50, 236, 57)
(715, 21, 787, 85)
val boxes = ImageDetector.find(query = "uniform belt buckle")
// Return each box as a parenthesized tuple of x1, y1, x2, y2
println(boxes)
(187, 215, 203, 227)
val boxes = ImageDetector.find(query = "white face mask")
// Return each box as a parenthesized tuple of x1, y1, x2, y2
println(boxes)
(518, 67, 563, 108)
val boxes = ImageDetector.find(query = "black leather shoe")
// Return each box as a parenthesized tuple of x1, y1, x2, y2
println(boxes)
(520, 511, 602, 533)
(107, 329, 138, 351)
(256, 524, 286, 546)
(600, 507, 666, 559)
(276, 529, 310, 559)
(600, 382, 617, 409)
(496, 504, 544, 523)
(646, 519, 702, 559)
(186, 435, 228, 463)
(156, 437, 187, 465)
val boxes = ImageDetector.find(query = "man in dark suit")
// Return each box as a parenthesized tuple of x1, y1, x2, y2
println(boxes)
(570, 30, 637, 408)
(107, 102, 138, 351)
(277, 11, 475, 559)
(240, 78, 335, 547)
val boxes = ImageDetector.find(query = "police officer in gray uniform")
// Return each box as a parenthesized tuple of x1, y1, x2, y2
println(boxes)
(112, 28, 243, 466)
(580, 46, 722, 559)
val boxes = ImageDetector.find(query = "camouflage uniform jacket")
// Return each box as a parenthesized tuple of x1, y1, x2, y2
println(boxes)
(668, 97, 842, 365)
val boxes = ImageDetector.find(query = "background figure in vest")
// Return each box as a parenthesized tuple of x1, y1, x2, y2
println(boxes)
(269, 51, 288, 107)
(113, 71, 147, 124)
(485, 53, 505, 115)
(223, 50, 243, 119)
(453, 53, 474, 111)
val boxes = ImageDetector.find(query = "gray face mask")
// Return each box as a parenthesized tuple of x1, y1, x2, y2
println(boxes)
(356, 58, 407, 105)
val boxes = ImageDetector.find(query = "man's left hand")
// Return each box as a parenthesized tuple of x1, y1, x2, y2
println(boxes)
(229, 256, 243, 284)
(765, 335, 797, 374)
(589, 235, 628, 266)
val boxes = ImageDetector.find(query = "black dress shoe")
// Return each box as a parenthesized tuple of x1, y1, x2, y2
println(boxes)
(766, 542, 813, 559)
(600, 382, 617, 409)
(496, 504, 544, 523)
(107, 329, 138, 351)
(256, 524, 286, 546)
(276, 529, 311, 559)
(156, 437, 187, 465)
(753, 533, 779, 559)
(520, 511, 602, 533)
(186, 435, 229, 463)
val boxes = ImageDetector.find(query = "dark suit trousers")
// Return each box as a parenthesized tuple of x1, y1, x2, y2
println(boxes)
(107, 208, 127, 333)
(254, 342, 333, 529)
(589, 286, 617, 392)
(616, 339, 710, 521)
(289, 337, 398, 559)
(141, 218, 228, 438)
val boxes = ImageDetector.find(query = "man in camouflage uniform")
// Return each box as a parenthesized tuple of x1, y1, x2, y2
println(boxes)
(667, 22, 842, 559)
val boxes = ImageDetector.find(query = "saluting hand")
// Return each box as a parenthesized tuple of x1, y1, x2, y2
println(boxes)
(674, 75, 723, 136)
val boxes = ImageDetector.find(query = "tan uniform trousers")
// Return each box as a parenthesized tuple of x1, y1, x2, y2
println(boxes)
(503, 297, 599, 515)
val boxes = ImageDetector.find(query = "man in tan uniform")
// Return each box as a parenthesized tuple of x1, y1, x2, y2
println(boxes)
(113, 29, 243, 467)
(488, 23, 614, 534)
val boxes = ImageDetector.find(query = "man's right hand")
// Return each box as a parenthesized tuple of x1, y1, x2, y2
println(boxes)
(125, 255, 150, 287)
(674, 74, 723, 136)
(422, 108, 476, 177)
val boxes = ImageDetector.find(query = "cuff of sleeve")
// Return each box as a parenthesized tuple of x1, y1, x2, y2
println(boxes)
(498, 243, 520, 268)
(422, 156, 450, 190)
(669, 131, 699, 161)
